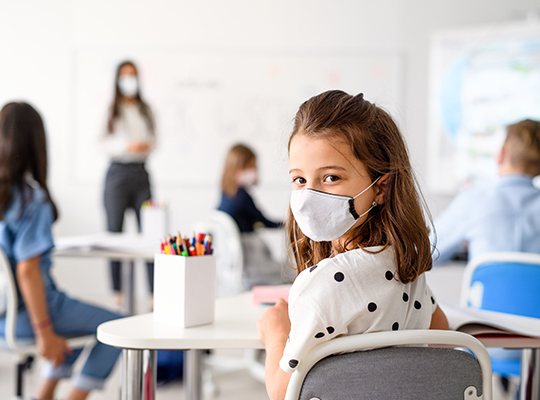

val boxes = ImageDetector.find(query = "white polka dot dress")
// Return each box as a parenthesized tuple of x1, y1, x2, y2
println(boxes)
(279, 246, 437, 373)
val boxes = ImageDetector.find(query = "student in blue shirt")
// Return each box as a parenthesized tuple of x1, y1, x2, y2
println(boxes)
(218, 144, 282, 233)
(0, 102, 122, 400)
(433, 119, 540, 392)
(218, 144, 292, 289)
(433, 119, 540, 264)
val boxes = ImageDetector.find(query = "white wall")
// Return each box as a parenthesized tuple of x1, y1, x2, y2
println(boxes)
(0, 0, 538, 235)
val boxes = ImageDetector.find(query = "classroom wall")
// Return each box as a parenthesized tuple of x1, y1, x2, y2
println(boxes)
(0, 0, 538, 235)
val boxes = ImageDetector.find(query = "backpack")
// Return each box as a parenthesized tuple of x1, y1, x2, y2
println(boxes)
(157, 350, 184, 383)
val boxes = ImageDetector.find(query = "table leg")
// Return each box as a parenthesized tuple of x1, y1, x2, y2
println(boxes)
(520, 349, 540, 400)
(122, 349, 156, 400)
(122, 260, 135, 315)
(184, 349, 203, 400)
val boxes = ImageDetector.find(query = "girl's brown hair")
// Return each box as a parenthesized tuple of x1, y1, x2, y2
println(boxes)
(0, 102, 58, 221)
(287, 90, 433, 284)
(221, 144, 256, 197)
(107, 60, 155, 135)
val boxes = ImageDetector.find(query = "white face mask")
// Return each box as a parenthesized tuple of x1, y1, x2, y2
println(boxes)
(118, 75, 139, 97)
(237, 168, 257, 187)
(290, 176, 380, 242)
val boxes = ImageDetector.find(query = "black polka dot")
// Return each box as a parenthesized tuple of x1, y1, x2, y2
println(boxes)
(431, 296, 435, 305)
(402, 293, 409, 302)
(315, 332, 325, 339)
(288, 359, 298, 368)
(392, 322, 399, 331)
(334, 272, 345, 282)
(310, 265, 318, 272)
(385, 271, 394, 280)
(368, 302, 377, 312)
(326, 326, 335, 334)
(414, 300, 422, 310)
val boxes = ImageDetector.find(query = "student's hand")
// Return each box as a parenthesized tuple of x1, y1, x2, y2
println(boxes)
(36, 327, 73, 367)
(128, 141, 150, 153)
(257, 298, 291, 346)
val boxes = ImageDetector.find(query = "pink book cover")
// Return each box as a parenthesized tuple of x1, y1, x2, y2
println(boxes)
(252, 284, 291, 305)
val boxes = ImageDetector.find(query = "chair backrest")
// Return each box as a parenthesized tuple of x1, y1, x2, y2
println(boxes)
(0, 246, 21, 351)
(192, 210, 244, 297)
(285, 330, 492, 400)
(460, 252, 540, 318)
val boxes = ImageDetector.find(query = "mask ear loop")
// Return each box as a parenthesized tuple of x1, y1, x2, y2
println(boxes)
(349, 176, 382, 220)
(352, 175, 382, 200)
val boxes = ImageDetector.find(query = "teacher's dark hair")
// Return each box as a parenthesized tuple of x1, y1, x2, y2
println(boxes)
(107, 60, 155, 135)
(0, 102, 58, 220)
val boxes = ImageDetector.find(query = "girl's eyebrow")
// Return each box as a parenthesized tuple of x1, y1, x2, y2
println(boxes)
(318, 165, 347, 172)
(289, 165, 347, 174)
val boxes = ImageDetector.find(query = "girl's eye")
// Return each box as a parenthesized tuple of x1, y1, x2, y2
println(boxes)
(292, 177, 306, 185)
(324, 175, 340, 183)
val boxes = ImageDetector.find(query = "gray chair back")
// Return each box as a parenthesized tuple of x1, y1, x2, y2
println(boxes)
(284, 330, 491, 400)
(298, 346, 483, 400)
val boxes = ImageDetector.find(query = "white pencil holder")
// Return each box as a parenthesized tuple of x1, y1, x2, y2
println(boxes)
(153, 254, 216, 328)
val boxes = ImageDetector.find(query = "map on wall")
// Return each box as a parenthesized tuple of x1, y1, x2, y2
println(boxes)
(427, 21, 540, 194)
(71, 48, 403, 188)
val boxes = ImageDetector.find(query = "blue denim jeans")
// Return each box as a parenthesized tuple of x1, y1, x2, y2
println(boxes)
(0, 290, 123, 392)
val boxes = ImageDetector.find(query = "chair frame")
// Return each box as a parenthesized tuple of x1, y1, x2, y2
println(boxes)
(284, 329, 493, 400)
(192, 210, 244, 297)
(460, 251, 540, 307)
(0, 248, 94, 400)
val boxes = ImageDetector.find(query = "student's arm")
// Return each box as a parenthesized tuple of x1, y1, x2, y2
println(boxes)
(243, 190, 282, 229)
(429, 305, 449, 330)
(257, 299, 292, 400)
(16, 256, 72, 366)
(432, 192, 471, 264)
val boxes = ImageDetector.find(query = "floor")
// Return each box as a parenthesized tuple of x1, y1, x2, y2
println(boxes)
(0, 259, 522, 400)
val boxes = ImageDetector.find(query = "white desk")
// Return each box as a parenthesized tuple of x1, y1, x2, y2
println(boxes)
(54, 232, 158, 315)
(99, 292, 540, 400)
(98, 292, 264, 400)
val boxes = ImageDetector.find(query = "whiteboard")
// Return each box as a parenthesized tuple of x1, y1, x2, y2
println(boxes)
(427, 21, 540, 194)
(71, 48, 403, 187)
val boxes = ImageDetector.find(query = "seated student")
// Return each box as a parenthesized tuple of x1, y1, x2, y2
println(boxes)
(0, 102, 122, 400)
(218, 144, 293, 289)
(433, 119, 540, 263)
(433, 118, 540, 394)
(257, 91, 448, 400)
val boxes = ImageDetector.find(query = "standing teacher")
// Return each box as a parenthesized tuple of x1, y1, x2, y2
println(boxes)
(101, 60, 155, 306)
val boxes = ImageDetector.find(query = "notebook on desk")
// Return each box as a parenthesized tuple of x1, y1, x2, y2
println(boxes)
(252, 284, 291, 305)
(441, 302, 540, 339)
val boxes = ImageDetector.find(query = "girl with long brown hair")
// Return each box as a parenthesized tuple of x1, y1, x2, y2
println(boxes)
(0, 102, 122, 400)
(257, 90, 448, 399)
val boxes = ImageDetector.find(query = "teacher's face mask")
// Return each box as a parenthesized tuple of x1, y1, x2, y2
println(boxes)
(118, 75, 139, 97)
(290, 176, 380, 242)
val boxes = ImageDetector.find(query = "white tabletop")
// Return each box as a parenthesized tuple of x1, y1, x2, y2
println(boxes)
(97, 292, 265, 350)
(54, 232, 158, 261)
(98, 291, 540, 352)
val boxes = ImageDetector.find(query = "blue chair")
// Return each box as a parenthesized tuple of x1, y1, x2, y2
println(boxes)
(460, 252, 540, 378)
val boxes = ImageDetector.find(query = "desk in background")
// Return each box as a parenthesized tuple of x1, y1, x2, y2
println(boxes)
(54, 232, 158, 315)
